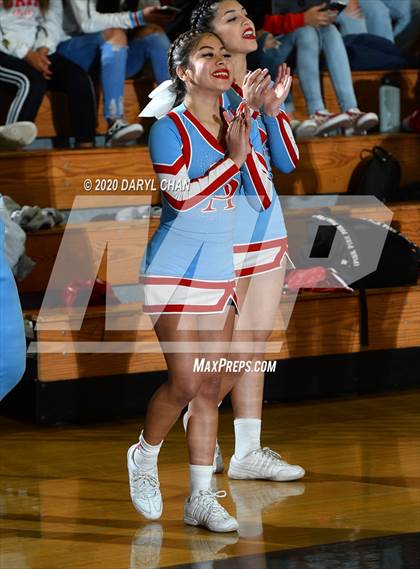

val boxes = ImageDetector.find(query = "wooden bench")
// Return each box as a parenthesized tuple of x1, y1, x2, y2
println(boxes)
(22, 284, 420, 381)
(1, 69, 418, 136)
(1, 132, 419, 208)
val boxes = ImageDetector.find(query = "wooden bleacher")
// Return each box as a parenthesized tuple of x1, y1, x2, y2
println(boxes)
(1, 68, 419, 383)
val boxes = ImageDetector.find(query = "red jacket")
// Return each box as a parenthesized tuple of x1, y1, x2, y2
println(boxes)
(263, 12, 305, 35)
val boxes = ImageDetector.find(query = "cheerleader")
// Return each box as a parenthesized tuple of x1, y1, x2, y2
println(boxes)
(127, 29, 273, 532)
(190, 0, 306, 482)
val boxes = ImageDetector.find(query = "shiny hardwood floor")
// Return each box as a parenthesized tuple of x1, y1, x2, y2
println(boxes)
(1, 390, 419, 569)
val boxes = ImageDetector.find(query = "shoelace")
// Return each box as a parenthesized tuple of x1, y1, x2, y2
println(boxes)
(132, 470, 160, 497)
(195, 490, 230, 522)
(108, 119, 128, 135)
(255, 447, 288, 468)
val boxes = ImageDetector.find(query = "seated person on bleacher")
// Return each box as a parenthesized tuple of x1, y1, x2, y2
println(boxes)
(57, 0, 175, 146)
(0, 0, 96, 148)
(257, 0, 379, 139)
(343, 0, 420, 55)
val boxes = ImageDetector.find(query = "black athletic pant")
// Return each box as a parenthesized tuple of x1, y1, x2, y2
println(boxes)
(0, 52, 96, 143)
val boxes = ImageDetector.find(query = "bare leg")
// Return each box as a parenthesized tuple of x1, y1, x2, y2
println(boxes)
(220, 264, 286, 419)
(187, 307, 236, 465)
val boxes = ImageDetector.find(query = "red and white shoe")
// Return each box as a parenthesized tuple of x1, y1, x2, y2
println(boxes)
(344, 108, 379, 135)
(311, 110, 352, 136)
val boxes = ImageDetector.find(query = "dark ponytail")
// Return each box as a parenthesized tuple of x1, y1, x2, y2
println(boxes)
(191, 1, 221, 33)
(168, 29, 220, 106)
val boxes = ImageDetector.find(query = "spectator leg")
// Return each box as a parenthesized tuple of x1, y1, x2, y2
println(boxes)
(100, 29, 128, 121)
(384, 0, 420, 52)
(293, 26, 326, 115)
(0, 53, 46, 124)
(358, 0, 395, 42)
(337, 11, 367, 36)
(126, 31, 171, 83)
(47, 53, 96, 146)
(318, 25, 358, 112)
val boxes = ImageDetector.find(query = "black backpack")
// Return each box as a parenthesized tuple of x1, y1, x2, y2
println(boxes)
(347, 146, 401, 203)
(302, 213, 420, 345)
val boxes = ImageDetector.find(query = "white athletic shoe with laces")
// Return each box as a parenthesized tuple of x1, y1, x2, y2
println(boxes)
(184, 490, 239, 533)
(127, 444, 162, 520)
(106, 119, 144, 146)
(228, 447, 305, 481)
(311, 110, 352, 136)
(343, 108, 379, 135)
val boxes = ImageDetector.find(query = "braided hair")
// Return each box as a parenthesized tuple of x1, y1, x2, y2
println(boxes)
(191, 1, 221, 33)
(168, 28, 221, 106)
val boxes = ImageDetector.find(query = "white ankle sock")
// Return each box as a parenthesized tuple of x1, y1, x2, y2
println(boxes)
(134, 431, 162, 472)
(189, 464, 213, 493)
(234, 418, 261, 459)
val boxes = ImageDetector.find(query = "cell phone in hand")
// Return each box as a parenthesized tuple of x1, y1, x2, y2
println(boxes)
(156, 5, 181, 14)
(326, 1, 347, 13)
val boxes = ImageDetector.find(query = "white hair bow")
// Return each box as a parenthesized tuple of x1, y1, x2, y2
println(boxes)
(139, 80, 177, 119)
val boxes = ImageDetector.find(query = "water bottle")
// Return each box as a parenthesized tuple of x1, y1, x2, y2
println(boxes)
(379, 76, 401, 133)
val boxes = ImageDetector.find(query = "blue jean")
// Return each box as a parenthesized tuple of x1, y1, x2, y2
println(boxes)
(358, 0, 420, 52)
(293, 25, 358, 115)
(58, 31, 170, 120)
(337, 11, 368, 36)
(0, 220, 26, 402)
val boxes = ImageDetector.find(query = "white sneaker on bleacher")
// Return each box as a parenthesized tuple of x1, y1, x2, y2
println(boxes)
(106, 119, 144, 146)
(0, 121, 37, 150)
(228, 447, 305, 481)
(184, 489, 239, 533)
(343, 109, 379, 136)
(127, 444, 162, 520)
(312, 110, 352, 136)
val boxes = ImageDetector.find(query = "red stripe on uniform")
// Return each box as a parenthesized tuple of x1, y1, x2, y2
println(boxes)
(233, 237, 288, 254)
(168, 112, 191, 167)
(245, 152, 271, 210)
(163, 160, 239, 211)
(276, 114, 299, 167)
(154, 155, 184, 175)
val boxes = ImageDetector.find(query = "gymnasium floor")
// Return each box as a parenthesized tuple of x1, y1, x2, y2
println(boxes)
(1, 390, 419, 569)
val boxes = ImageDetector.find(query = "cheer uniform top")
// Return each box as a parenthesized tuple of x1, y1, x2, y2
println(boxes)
(221, 84, 299, 277)
(140, 103, 273, 314)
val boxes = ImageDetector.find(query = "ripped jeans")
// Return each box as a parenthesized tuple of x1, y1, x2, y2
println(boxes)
(58, 30, 171, 121)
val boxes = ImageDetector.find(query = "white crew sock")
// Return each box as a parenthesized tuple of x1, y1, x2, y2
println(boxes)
(189, 464, 213, 493)
(234, 418, 261, 459)
(134, 431, 163, 472)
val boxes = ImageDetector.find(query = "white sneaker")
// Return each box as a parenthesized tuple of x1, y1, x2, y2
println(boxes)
(293, 118, 318, 139)
(0, 121, 37, 150)
(127, 444, 162, 520)
(213, 442, 224, 474)
(106, 119, 144, 146)
(344, 108, 379, 135)
(184, 490, 239, 533)
(228, 447, 305, 481)
(311, 110, 352, 136)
